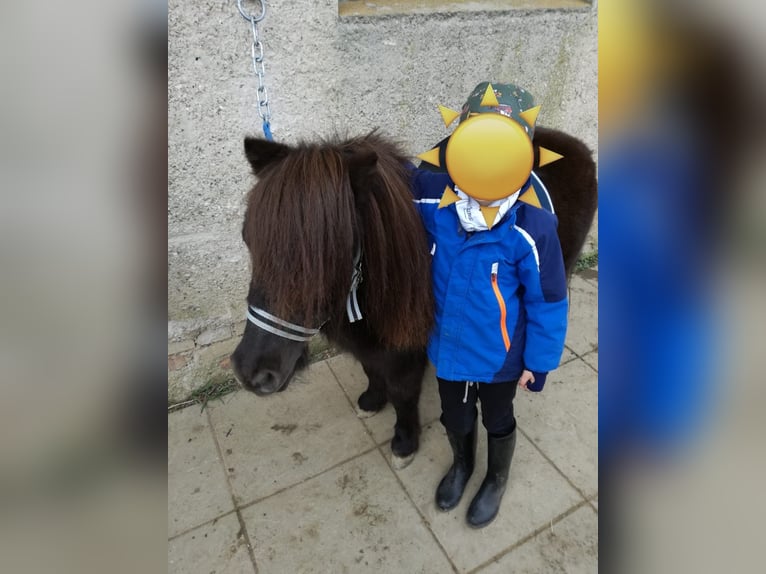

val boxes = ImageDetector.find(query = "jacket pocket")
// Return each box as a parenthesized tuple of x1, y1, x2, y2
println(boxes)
(490, 262, 511, 352)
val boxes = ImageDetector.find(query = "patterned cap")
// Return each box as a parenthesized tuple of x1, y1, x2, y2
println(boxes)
(459, 81, 537, 137)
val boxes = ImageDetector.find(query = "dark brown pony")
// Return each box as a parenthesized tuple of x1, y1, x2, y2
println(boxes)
(231, 133, 435, 467)
(231, 130, 596, 468)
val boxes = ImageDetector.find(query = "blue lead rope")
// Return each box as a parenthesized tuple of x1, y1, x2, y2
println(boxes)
(263, 121, 273, 141)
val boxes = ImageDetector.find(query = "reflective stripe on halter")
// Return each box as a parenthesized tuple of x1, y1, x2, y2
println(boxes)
(248, 250, 364, 339)
(346, 249, 363, 323)
(246, 305, 320, 342)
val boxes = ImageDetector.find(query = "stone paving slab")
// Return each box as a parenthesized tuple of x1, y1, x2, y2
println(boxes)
(169, 305, 598, 572)
(168, 513, 255, 574)
(241, 448, 454, 574)
(327, 353, 443, 445)
(207, 361, 376, 506)
(515, 358, 598, 497)
(583, 348, 598, 372)
(579, 265, 599, 288)
(388, 420, 584, 573)
(561, 345, 578, 365)
(566, 275, 598, 356)
(476, 505, 598, 574)
(168, 406, 234, 538)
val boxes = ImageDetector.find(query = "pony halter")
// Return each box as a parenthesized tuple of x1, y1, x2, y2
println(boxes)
(246, 305, 321, 342)
(246, 249, 365, 340)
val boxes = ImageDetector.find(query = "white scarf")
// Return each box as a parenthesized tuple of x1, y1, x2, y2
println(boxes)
(453, 186, 521, 232)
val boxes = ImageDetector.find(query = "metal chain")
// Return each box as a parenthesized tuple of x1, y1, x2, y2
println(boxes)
(237, 0, 273, 140)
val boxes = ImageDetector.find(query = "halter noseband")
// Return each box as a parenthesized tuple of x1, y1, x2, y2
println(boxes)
(246, 305, 321, 342)
(246, 250, 365, 342)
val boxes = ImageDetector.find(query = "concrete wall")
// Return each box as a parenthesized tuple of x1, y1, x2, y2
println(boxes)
(168, 0, 598, 401)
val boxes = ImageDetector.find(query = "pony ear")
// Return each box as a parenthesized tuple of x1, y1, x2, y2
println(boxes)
(346, 149, 379, 192)
(244, 137, 291, 174)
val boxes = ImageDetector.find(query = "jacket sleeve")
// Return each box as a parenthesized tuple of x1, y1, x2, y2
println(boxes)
(515, 213, 569, 374)
(407, 164, 448, 236)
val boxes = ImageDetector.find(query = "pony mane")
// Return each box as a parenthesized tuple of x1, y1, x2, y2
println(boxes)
(243, 132, 434, 349)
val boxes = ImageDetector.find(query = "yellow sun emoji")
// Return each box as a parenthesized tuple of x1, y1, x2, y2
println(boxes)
(417, 83, 563, 228)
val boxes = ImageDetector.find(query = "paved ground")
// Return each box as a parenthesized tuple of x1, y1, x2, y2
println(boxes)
(168, 273, 597, 573)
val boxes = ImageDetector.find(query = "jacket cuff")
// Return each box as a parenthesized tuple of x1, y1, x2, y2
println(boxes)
(526, 371, 548, 392)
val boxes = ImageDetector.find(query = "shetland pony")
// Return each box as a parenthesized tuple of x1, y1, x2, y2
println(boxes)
(230, 130, 596, 468)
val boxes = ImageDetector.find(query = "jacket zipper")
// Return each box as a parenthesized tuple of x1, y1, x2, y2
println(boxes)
(490, 262, 511, 352)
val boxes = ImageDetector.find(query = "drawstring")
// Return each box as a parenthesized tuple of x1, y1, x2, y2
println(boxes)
(462, 381, 473, 403)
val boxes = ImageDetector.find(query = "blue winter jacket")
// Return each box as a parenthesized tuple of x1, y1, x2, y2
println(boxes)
(410, 168, 568, 385)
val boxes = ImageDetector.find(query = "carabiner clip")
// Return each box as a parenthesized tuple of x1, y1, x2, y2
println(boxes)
(237, 0, 267, 23)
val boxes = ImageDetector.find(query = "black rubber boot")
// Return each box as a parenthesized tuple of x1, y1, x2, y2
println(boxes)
(435, 424, 477, 511)
(466, 429, 516, 528)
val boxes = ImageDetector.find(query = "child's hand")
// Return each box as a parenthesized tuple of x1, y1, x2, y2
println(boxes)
(517, 370, 536, 391)
(518, 370, 548, 392)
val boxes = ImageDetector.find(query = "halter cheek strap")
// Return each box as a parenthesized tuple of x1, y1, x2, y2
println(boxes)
(246, 305, 320, 342)
(346, 250, 363, 323)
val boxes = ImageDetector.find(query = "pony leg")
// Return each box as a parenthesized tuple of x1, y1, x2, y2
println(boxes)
(356, 363, 388, 418)
(386, 357, 426, 469)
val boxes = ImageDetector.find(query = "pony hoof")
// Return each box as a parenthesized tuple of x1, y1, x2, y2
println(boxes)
(356, 407, 378, 419)
(391, 452, 415, 470)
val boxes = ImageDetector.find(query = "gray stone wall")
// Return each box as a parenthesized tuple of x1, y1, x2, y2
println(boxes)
(168, 0, 598, 401)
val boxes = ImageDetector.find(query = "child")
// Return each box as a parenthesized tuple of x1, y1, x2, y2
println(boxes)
(410, 82, 568, 528)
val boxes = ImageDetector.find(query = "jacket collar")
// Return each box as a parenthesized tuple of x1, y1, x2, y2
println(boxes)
(447, 201, 521, 247)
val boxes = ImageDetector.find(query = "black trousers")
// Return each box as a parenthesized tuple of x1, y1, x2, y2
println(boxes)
(438, 377, 518, 437)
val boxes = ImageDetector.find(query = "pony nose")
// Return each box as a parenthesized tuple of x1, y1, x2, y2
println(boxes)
(249, 369, 281, 396)
(230, 353, 246, 386)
